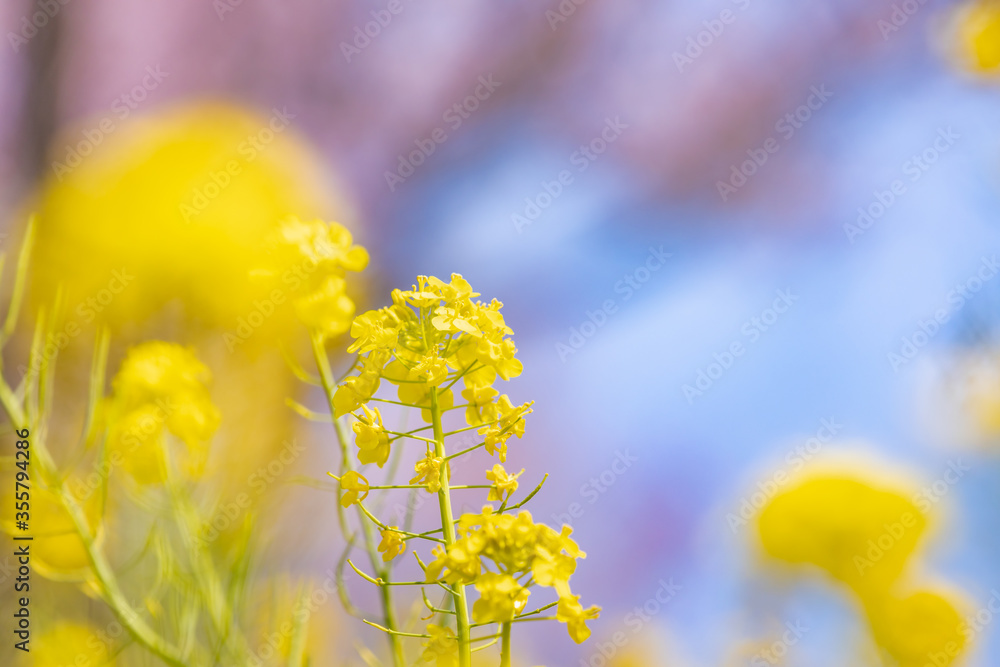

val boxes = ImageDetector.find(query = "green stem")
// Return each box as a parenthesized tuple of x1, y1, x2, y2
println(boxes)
(311, 335, 405, 667)
(430, 389, 472, 667)
(500, 622, 512, 667)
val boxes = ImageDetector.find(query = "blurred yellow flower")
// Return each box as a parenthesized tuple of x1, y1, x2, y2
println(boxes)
(866, 589, 968, 667)
(951, 1, 1000, 72)
(107, 342, 220, 484)
(421, 623, 458, 667)
(757, 474, 926, 596)
(0, 485, 101, 580)
(31, 101, 347, 343)
(33, 621, 112, 666)
(472, 572, 529, 624)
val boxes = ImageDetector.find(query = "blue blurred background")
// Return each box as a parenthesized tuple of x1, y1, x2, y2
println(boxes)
(4, 0, 1000, 665)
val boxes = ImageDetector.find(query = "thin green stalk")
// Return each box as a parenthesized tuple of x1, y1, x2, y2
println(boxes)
(429, 389, 472, 667)
(0, 375, 188, 667)
(311, 334, 405, 667)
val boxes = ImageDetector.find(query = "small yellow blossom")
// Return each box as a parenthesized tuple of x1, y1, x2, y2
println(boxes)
(421, 624, 458, 667)
(478, 396, 532, 462)
(378, 527, 406, 562)
(557, 594, 601, 644)
(486, 464, 523, 501)
(339, 471, 370, 508)
(472, 573, 530, 624)
(411, 451, 447, 493)
(353, 404, 390, 467)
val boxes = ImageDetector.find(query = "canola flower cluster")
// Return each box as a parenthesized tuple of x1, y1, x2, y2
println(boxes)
(305, 270, 599, 666)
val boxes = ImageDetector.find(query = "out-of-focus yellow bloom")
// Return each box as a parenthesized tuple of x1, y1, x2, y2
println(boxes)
(472, 573, 530, 624)
(106, 342, 220, 484)
(757, 474, 926, 596)
(421, 624, 458, 667)
(353, 404, 390, 467)
(866, 590, 968, 667)
(486, 463, 523, 501)
(33, 622, 111, 666)
(339, 471, 369, 508)
(31, 101, 345, 341)
(261, 217, 369, 340)
(557, 594, 601, 644)
(377, 527, 406, 562)
(1, 485, 100, 580)
(950, 1, 1000, 72)
(411, 451, 447, 493)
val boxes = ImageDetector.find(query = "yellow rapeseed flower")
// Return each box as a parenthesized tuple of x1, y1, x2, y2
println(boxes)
(339, 471, 370, 508)
(486, 463, 523, 501)
(353, 404, 390, 467)
(472, 573, 530, 624)
(378, 527, 406, 562)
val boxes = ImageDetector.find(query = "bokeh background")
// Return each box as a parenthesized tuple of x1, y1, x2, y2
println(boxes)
(3, 0, 1000, 665)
